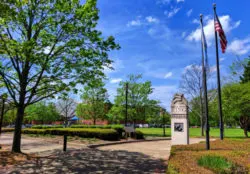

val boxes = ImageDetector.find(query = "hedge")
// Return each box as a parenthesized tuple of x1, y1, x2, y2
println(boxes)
(1, 128, 14, 132)
(134, 130, 144, 139)
(71, 124, 124, 138)
(31, 125, 64, 129)
(22, 128, 119, 141)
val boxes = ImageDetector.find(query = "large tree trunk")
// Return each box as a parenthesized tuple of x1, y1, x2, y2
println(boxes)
(239, 116, 249, 138)
(93, 118, 96, 125)
(12, 106, 25, 153)
(243, 128, 248, 138)
(0, 98, 5, 135)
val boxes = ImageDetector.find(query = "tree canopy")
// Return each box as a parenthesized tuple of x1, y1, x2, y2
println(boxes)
(111, 74, 157, 125)
(25, 102, 60, 123)
(0, 0, 119, 152)
(76, 80, 109, 125)
(240, 57, 250, 83)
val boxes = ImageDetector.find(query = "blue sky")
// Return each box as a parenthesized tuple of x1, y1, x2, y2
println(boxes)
(95, 0, 250, 110)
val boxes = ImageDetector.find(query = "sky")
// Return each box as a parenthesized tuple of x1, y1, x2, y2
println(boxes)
(95, 0, 250, 110)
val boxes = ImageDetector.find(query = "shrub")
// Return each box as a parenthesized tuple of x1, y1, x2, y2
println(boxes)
(1, 128, 14, 132)
(22, 128, 119, 141)
(31, 125, 63, 129)
(22, 129, 47, 135)
(70, 124, 125, 138)
(135, 130, 144, 139)
(111, 125, 124, 138)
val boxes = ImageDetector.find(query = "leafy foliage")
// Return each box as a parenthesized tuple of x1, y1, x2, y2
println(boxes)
(25, 102, 60, 122)
(76, 80, 109, 125)
(240, 57, 250, 83)
(111, 74, 156, 124)
(0, 0, 119, 151)
(22, 128, 119, 141)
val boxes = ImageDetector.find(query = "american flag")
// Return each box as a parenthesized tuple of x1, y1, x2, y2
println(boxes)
(214, 14, 227, 53)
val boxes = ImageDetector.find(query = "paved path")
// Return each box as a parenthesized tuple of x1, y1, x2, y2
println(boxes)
(98, 138, 209, 161)
(0, 133, 87, 153)
(0, 133, 210, 173)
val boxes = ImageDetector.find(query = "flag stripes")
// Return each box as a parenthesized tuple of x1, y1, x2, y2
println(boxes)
(214, 14, 227, 53)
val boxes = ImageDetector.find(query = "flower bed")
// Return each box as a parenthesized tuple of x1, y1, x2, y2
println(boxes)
(167, 138, 250, 173)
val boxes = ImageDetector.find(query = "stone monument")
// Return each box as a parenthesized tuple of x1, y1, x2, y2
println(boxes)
(171, 93, 189, 145)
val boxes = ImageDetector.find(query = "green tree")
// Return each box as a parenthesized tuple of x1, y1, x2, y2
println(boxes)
(0, 0, 119, 152)
(240, 57, 250, 83)
(4, 108, 17, 125)
(57, 97, 76, 125)
(76, 81, 109, 125)
(25, 102, 60, 123)
(106, 105, 124, 124)
(229, 57, 250, 82)
(221, 83, 250, 137)
(113, 74, 154, 126)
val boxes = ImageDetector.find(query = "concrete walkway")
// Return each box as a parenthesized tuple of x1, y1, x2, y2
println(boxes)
(0, 133, 88, 153)
(98, 138, 208, 161)
(0, 133, 209, 173)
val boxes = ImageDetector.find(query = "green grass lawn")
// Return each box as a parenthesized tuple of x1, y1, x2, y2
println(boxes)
(137, 128, 246, 138)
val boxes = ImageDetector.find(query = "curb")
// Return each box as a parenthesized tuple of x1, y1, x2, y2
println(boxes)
(88, 138, 171, 148)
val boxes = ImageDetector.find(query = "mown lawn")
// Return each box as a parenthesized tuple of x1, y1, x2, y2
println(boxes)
(137, 128, 246, 138)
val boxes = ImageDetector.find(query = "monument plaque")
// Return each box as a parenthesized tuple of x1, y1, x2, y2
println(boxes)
(171, 94, 189, 145)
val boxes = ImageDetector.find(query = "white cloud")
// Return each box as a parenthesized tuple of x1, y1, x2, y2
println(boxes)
(192, 19, 199, 24)
(127, 16, 160, 27)
(43, 46, 51, 54)
(219, 57, 225, 62)
(127, 19, 142, 27)
(186, 9, 193, 17)
(177, 0, 185, 3)
(181, 31, 186, 38)
(150, 85, 178, 110)
(187, 15, 241, 46)
(164, 72, 173, 79)
(164, 8, 181, 18)
(104, 58, 124, 75)
(148, 28, 156, 36)
(156, 0, 171, 5)
(210, 65, 217, 73)
(227, 37, 250, 55)
(157, 0, 184, 5)
(184, 64, 217, 74)
(184, 64, 202, 71)
(146, 16, 159, 24)
(110, 78, 122, 84)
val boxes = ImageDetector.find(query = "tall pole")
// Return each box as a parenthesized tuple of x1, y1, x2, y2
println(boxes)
(200, 14, 210, 150)
(125, 82, 128, 126)
(213, 4, 224, 140)
(162, 109, 166, 137)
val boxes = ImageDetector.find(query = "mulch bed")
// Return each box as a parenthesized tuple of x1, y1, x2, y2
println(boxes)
(0, 151, 35, 167)
(167, 138, 250, 174)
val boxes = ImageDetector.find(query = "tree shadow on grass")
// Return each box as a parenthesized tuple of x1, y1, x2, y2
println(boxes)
(4, 148, 166, 174)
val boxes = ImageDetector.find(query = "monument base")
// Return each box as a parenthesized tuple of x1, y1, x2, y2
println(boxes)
(171, 94, 189, 145)
(171, 118, 189, 145)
